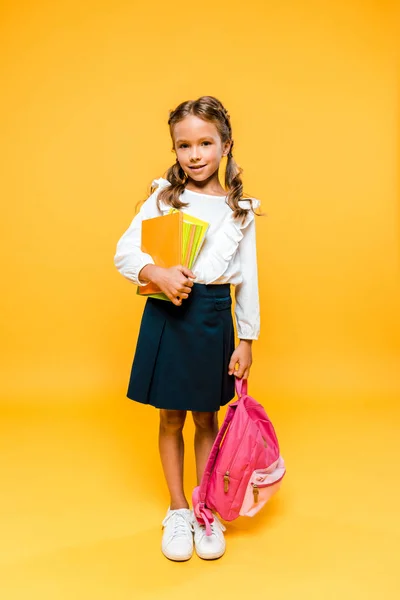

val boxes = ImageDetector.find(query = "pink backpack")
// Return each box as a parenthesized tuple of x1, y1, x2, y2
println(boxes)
(192, 378, 286, 535)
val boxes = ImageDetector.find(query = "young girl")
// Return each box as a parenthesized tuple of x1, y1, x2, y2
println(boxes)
(114, 95, 260, 561)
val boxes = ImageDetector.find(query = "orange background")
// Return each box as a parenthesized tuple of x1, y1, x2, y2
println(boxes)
(1, 1, 399, 598)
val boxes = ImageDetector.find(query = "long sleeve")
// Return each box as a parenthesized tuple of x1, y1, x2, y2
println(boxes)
(114, 190, 161, 286)
(234, 216, 260, 340)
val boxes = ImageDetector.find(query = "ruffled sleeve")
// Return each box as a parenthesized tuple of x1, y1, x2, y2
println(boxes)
(151, 177, 171, 194)
(113, 178, 170, 286)
(195, 198, 260, 286)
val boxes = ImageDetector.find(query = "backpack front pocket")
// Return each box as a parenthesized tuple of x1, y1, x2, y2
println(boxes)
(239, 456, 286, 517)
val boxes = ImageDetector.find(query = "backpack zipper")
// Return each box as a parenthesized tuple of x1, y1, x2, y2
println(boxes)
(252, 472, 286, 503)
(253, 485, 260, 503)
(223, 472, 230, 493)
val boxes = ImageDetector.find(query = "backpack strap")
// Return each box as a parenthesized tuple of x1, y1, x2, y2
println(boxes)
(235, 377, 248, 397)
(192, 378, 249, 535)
(192, 402, 238, 534)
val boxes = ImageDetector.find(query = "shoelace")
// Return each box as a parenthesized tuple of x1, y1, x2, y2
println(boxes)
(162, 511, 194, 537)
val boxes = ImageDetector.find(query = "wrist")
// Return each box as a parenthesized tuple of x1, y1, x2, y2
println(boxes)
(138, 264, 163, 285)
(239, 339, 253, 345)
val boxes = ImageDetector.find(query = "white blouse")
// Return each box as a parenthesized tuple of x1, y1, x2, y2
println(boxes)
(114, 177, 260, 340)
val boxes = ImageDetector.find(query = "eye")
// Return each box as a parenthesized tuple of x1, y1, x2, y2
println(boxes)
(178, 141, 211, 148)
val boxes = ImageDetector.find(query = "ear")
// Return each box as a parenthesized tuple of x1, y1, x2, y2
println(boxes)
(222, 140, 232, 156)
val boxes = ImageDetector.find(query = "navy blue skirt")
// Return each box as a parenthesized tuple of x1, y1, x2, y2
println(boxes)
(127, 283, 236, 412)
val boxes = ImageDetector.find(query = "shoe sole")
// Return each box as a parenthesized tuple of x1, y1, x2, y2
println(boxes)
(195, 548, 225, 560)
(162, 549, 193, 562)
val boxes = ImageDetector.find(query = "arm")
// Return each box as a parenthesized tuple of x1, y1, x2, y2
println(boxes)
(234, 216, 260, 341)
(228, 216, 260, 379)
(114, 190, 196, 304)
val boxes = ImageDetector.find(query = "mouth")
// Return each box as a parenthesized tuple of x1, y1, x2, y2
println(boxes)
(189, 165, 206, 171)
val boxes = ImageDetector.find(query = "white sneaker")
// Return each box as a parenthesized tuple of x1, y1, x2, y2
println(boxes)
(161, 508, 194, 561)
(193, 512, 226, 560)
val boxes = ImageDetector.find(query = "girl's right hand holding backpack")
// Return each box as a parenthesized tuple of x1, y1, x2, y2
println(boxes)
(139, 264, 196, 306)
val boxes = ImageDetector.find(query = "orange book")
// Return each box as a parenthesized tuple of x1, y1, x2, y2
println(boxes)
(137, 211, 183, 296)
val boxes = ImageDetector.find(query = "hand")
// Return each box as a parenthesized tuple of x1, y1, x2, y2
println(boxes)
(228, 340, 253, 379)
(139, 264, 196, 306)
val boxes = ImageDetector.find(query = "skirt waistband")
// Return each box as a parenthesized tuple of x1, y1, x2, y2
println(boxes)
(190, 282, 231, 299)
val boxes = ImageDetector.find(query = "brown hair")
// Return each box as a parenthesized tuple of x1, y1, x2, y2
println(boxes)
(147, 96, 261, 222)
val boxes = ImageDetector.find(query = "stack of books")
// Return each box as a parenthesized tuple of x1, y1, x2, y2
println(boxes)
(137, 209, 209, 301)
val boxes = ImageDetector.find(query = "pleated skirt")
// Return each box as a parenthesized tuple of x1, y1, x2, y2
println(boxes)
(127, 283, 236, 412)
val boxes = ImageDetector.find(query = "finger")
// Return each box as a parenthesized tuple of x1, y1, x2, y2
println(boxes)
(180, 266, 197, 279)
(228, 356, 237, 375)
(179, 285, 192, 294)
(243, 367, 250, 380)
(234, 364, 246, 379)
(172, 295, 182, 306)
(179, 276, 194, 287)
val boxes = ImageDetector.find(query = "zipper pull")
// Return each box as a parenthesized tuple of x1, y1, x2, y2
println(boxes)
(223, 471, 230, 493)
(253, 484, 259, 503)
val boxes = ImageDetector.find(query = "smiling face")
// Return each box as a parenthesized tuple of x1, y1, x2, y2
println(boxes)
(172, 115, 231, 184)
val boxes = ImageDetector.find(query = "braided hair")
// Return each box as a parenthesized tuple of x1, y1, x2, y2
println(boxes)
(153, 96, 258, 222)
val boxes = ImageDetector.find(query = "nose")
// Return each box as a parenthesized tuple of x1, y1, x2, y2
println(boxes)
(189, 148, 201, 162)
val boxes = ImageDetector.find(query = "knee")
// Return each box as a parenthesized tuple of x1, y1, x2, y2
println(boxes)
(159, 410, 187, 434)
(192, 411, 218, 432)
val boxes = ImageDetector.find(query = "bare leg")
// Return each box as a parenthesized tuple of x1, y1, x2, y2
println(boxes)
(159, 409, 189, 510)
(192, 411, 219, 485)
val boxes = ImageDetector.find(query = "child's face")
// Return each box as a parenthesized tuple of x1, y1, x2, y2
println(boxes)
(172, 115, 231, 182)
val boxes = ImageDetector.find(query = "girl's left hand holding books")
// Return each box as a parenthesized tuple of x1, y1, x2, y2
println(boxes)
(228, 340, 253, 379)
